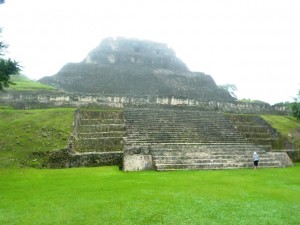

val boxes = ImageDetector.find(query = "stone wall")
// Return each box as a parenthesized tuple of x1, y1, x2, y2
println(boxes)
(45, 148, 123, 168)
(270, 152, 293, 167)
(285, 150, 300, 162)
(0, 92, 287, 115)
(123, 154, 154, 171)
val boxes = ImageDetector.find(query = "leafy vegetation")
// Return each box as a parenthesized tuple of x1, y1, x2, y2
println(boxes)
(0, 165, 299, 225)
(289, 102, 300, 120)
(0, 108, 74, 168)
(274, 89, 300, 120)
(0, 28, 21, 90)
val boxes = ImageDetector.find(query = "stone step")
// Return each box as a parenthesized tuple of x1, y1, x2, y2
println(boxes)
(155, 161, 281, 171)
(126, 138, 248, 143)
(125, 142, 255, 148)
(243, 132, 271, 138)
(155, 161, 279, 171)
(245, 138, 276, 146)
(125, 118, 231, 122)
(126, 133, 244, 138)
(147, 144, 265, 153)
(78, 131, 126, 138)
(75, 138, 124, 152)
(152, 153, 275, 159)
(153, 157, 279, 165)
(80, 111, 123, 120)
(125, 140, 248, 145)
(78, 137, 124, 140)
(126, 126, 239, 130)
(151, 151, 271, 158)
(126, 135, 243, 139)
(235, 126, 268, 132)
(78, 124, 126, 132)
(80, 118, 125, 125)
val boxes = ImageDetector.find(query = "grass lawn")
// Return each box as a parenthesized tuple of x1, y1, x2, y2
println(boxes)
(261, 115, 300, 136)
(0, 108, 74, 168)
(261, 115, 300, 150)
(0, 165, 299, 225)
(7, 75, 55, 91)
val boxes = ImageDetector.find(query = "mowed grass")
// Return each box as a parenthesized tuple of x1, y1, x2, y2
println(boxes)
(261, 115, 300, 136)
(7, 75, 55, 91)
(0, 108, 74, 168)
(261, 115, 300, 150)
(0, 165, 300, 225)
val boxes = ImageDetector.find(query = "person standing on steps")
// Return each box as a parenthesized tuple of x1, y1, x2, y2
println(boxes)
(253, 152, 260, 169)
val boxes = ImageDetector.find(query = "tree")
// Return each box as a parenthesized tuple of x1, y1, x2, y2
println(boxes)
(0, 28, 20, 90)
(289, 88, 300, 120)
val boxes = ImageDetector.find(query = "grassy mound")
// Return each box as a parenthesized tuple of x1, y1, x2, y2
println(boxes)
(7, 75, 55, 91)
(0, 165, 299, 224)
(0, 108, 74, 168)
(261, 115, 300, 150)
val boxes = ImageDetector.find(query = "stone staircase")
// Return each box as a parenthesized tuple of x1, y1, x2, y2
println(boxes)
(125, 106, 246, 144)
(70, 109, 126, 167)
(74, 110, 126, 153)
(224, 114, 293, 151)
(150, 143, 280, 170)
(123, 105, 290, 171)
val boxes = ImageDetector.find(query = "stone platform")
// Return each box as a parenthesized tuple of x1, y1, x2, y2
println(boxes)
(123, 105, 292, 171)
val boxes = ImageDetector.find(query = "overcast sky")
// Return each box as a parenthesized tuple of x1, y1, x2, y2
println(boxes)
(0, 0, 299, 104)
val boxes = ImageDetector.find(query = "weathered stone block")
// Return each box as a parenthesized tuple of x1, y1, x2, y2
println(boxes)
(123, 154, 154, 171)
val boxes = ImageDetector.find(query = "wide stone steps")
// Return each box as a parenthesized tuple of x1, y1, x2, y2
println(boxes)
(125, 117, 232, 122)
(79, 111, 123, 120)
(126, 139, 247, 144)
(155, 161, 280, 171)
(145, 141, 281, 170)
(126, 132, 244, 137)
(123, 106, 291, 171)
(224, 114, 282, 152)
(75, 138, 124, 152)
(242, 132, 271, 138)
(148, 143, 264, 148)
(124, 108, 246, 147)
(233, 125, 269, 133)
(152, 152, 277, 161)
(74, 110, 126, 153)
(78, 124, 126, 132)
(80, 119, 125, 125)
(78, 131, 126, 138)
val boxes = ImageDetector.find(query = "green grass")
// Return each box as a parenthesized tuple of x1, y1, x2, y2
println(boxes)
(261, 115, 300, 136)
(7, 75, 55, 91)
(0, 165, 299, 225)
(0, 108, 75, 168)
(261, 115, 300, 150)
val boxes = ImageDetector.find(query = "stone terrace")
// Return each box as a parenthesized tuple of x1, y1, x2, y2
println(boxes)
(224, 114, 294, 151)
(74, 110, 126, 153)
(123, 105, 289, 171)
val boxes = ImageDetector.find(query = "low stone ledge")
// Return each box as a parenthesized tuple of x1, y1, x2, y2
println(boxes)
(46, 148, 123, 168)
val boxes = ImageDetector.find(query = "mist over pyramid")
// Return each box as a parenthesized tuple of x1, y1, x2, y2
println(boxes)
(39, 37, 233, 101)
